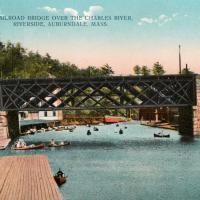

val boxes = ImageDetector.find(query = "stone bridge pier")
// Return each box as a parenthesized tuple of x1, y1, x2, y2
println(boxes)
(0, 111, 19, 140)
(179, 75, 200, 136)
(0, 112, 9, 140)
(193, 75, 200, 135)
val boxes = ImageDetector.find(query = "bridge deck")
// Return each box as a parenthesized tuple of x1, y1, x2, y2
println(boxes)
(0, 155, 63, 200)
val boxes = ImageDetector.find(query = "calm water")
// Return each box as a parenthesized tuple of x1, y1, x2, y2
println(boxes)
(1, 122, 200, 200)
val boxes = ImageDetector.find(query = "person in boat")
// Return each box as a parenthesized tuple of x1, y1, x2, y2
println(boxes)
(56, 168, 65, 177)
(21, 141, 26, 147)
(47, 127, 52, 131)
(158, 130, 164, 135)
(16, 139, 26, 148)
(54, 168, 67, 186)
(50, 139, 56, 145)
(16, 141, 21, 148)
(93, 127, 99, 131)
(87, 130, 91, 135)
(119, 129, 123, 134)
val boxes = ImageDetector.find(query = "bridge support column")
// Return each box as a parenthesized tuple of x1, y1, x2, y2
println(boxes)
(155, 108, 159, 123)
(179, 75, 200, 136)
(0, 111, 19, 139)
(0, 112, 9, 140)
(178, 106, 193, 136)
(193, 75, 200, 135)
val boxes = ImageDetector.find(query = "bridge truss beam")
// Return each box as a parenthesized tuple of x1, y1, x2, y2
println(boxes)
(0, 75, 196, 111)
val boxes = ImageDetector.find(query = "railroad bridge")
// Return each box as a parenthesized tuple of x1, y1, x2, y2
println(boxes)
(0, 74, 199, 138)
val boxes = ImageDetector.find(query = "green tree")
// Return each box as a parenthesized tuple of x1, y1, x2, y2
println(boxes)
(0, 43, 5, 78)
(133, 65, 141, 75)
(1, 42, 26, 78)
(0, 41, 4, 50)
(152, 62, 165, 75)
(0, 40, 115, 79)
(141, 65, 151, 76)
(83, 66, 100, 77)
(100, 64, 114, 76)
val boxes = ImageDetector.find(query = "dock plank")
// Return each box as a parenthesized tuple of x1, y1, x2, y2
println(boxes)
(43, 158, 63, 200)
(0, 155, 63, 200)
(42, 157, 58, 200)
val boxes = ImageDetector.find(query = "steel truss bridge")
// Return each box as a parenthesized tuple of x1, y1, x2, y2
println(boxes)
(0, 74, 197, 111)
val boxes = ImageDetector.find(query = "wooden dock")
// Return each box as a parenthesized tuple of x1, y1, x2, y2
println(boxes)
(0, 155, 63, 200)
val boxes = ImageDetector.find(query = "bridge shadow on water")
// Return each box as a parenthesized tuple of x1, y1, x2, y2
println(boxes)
(179, 135, 195, 144)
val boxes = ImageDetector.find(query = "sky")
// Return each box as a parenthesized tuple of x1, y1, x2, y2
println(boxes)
(0, 0, 200, 75)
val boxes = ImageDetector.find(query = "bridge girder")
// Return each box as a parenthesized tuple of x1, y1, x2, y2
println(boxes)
(0, 75, 196, 111)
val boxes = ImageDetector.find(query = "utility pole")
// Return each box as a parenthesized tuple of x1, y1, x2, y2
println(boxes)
(179, 45, 182, 74)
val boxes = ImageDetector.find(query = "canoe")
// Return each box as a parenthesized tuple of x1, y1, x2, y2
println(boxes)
(104, 115, 128, 123)
(54, 175, 66, 186)
(54, 169, 67, 186)
(154, 133, 170, 138)
(55, 128, 65, 131)
(48, 142, 70, 147)
(13, 144, 45, 150)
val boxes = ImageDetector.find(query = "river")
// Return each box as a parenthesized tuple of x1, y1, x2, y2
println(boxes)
(0, 122, 200, 200)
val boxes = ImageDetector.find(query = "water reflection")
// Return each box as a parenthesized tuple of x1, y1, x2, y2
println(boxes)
(180, 135, 195, 143)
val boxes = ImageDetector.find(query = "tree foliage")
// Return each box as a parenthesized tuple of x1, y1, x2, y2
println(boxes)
(0, 41, 114, 79)
(100, 64, 114, 76)
(141, 65, 151, 76)
(133, 65, 141, 75)
(133, 65, 151, 76)
(152, 62, 165, 75)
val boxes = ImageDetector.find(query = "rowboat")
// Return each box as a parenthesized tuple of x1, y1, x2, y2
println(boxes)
(48, 141, 70, 147)
(54, 169, 67, 186)
(55, 126, 65, 131)
(54, 176, 66, 186)
(13, 143, 45, 150)
(154, 133, 170, 138)
(104, 115, 128, 123)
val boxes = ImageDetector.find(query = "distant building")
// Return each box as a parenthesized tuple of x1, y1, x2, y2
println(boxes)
(139, 107, 178, 123)
(19, 92, 63, 121)
(19, 110, 63, 121)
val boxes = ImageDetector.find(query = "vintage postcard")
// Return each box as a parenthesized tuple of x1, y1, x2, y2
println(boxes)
(0, 1, 200, 200)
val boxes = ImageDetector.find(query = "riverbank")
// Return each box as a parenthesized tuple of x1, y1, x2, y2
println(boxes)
(141, 121, 178, 130)
(61, 115, 130, 126)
